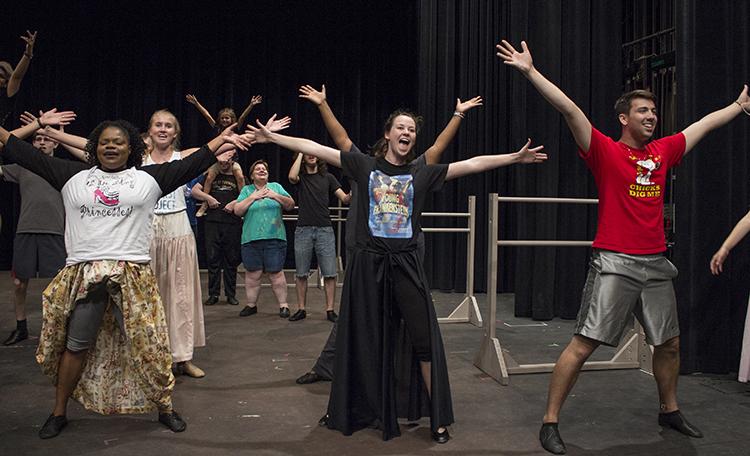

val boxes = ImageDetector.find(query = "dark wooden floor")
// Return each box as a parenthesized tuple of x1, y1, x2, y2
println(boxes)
(1, 271, 749, 455)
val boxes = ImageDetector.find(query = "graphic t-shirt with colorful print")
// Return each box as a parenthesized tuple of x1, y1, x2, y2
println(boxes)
(237, 182, 290, 244)
(579, 127, 685, 254)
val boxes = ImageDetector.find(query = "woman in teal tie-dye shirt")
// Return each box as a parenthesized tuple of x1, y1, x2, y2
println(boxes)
(234, 159, 295, 318)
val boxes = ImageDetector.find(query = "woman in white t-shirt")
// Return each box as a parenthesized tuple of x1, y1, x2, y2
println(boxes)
(0, 111, 249, 439)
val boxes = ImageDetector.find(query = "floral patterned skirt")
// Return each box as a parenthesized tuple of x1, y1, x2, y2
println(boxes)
(35, 260, 174, 415)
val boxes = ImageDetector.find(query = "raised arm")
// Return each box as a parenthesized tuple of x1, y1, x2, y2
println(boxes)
(288, 152, 303, 184)
(497, 40, 592, 151)
(248, 116, 341, 167)
(424, 96, 483, 164)
(445, 138, 547, 181)
(6, 31, 36, 97)
(236, 95, 262, 131)
(710, 208, 750, 275)
(185, 93, 216, 128)
(682, 85, 750, 155)
(21, 111, 88, 161)
(299, 84, 353, 151)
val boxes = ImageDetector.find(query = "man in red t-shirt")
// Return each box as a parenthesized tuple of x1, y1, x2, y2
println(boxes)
(497, 39, 750, 455)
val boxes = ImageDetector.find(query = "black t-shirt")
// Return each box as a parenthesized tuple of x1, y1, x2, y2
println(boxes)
(294, 172, 342, 227)
(204, 171, 243, 224)
(341, 147, 447, 252)
(0, 90, 15, 126)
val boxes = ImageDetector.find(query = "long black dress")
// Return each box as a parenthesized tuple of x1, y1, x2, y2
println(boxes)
(326, 149, 454, 440)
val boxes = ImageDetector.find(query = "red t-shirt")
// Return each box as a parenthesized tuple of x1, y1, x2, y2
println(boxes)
(579, 127, 685, 254)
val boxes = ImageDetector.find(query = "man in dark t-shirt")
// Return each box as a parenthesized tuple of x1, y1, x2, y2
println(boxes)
(191, 156, 243, 306)
(1, 131, 66, 345)
(288, 153, 350, 322)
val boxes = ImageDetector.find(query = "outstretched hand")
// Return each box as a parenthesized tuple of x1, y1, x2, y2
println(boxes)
(710, 247, 729, 275)
(736, 84, 750, 112)
(299, 84, 326, 105)
(38, 108, 76, 128)
(496, 40, 534, 74)
(246, 116, 277, 144)
(455, 96, 483, 114)
(21, 30, 37, 54)
(185, 94, 199, 105)
(268, 115, 292, 132)
(250, 95, 263, 106)
(516, 139, 547, 164)
(19, 111, 37, 127)
(220, 123, 253, 151)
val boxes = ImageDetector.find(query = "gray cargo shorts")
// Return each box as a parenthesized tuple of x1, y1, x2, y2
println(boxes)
(574, 249, 680, 347)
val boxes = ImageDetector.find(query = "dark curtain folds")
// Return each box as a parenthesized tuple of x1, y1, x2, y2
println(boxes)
(417, 0, 621, 319)
(674, 1, 750, 374)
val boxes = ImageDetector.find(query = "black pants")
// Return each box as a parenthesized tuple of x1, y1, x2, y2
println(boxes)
(315, 237, 429, 376)
(204, 221, 242, 298)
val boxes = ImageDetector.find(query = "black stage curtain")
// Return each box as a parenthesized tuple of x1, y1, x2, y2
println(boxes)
(0, 1, 418, 269)
(417, 0, 622, 320)
(674, 1, 750, 374)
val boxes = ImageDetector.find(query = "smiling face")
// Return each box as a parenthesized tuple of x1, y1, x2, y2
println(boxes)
(250, 161, 269, 185)
(384, 114, 417, 163)
(148, 111, 180, 149)
(620, 97, 658, 142)
(96, 126, 132, 171)
(217, 109, 236, 128)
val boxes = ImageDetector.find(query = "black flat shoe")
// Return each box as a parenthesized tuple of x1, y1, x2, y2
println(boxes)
(203, 295, 219, 306)
(289, 309, 306, 321)
(431, 427, 450, 444)
(659, 410, 703, 438)
(3, 328, 28, 345)
(318, 413, 330, 426)
(539, 423, 566, 454)
(326, 310, 338, 323)
(279, 307, 291, 318)
(226, 296, 240, 306)
(296, 371, 323, 384)
(39, 414, 67, 439)
(239, 306, 257, 317)
(158, 410, 187, 432)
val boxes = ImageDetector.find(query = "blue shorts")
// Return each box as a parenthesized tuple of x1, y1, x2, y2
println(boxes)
(242, 239, 287, 273)
(294, 226, 337, 278)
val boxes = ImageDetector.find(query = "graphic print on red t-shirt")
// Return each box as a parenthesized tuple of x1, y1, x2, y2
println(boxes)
(580, 127, 685, 254)
(628, 150, 663, 198)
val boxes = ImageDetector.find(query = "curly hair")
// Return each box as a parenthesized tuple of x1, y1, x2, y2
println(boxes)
(369, 109, 423, 162)
(84, 120, 145, 169)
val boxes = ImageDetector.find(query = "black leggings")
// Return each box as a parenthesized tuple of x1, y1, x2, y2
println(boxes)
(391, 265, 432, 362)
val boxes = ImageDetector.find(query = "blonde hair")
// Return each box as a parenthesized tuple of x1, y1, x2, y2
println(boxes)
(148, 109, 182, 150)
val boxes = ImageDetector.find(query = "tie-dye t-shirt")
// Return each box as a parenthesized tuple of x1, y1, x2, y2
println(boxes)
(237, 182, 291, 243)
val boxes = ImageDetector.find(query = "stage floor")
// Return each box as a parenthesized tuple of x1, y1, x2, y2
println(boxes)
(1, 271, 749, 455)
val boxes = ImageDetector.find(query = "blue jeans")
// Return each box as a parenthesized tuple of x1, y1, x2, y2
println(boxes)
(294, 226, 337, 277)
(242, 239, 287, 273)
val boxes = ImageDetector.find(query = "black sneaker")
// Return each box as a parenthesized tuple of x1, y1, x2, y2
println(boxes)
(158, 410, 187, 432)
(239, 305, 257, 317)
(3, 328, 28, 345)
(289, 309, 307, 321)
(203, 295, 219, 306)
(326, 310, 338, 323)
(226, 296, 240, 306)
(279, 307, 291, 318)
(39, 414, 67, 439)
